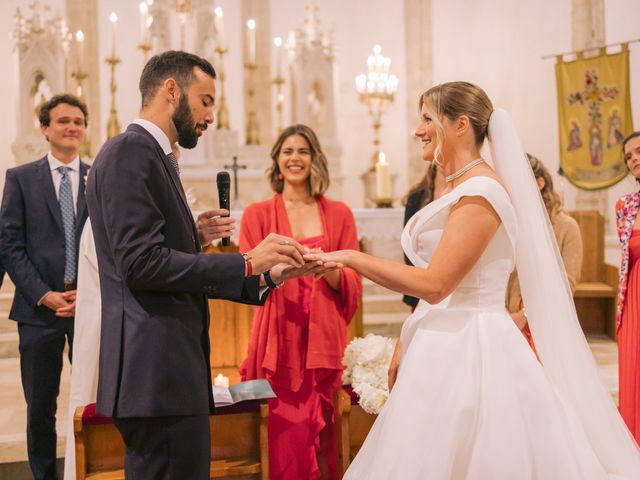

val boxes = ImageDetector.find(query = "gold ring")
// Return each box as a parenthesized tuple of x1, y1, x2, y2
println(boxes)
(283, 239, 290, 245)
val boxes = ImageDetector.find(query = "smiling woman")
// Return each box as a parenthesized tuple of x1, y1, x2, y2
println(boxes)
(239, 124, 362, 480)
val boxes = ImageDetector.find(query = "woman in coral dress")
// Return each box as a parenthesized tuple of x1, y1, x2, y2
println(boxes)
(239, 124, 361, 480)
(616, 130, 640, 442)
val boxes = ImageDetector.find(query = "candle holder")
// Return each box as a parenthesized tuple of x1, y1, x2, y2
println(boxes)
(138, 41, 152, 64)
(105, 56, 121, 139)
(71, 69, 91, 157)
(355, 45, 399, 171)
(215, 46, 230, 130)
(272, 74, 285, 135)
(374, 197, 393, 208)
(244, 62, 260, 145)
(71, 69, 88, 99)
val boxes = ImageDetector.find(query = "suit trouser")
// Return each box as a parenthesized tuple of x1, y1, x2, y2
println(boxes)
(113, 414, 210, 480)
(18, 320, 74, 480)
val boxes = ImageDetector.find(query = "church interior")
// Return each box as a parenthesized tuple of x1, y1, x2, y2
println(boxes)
(0, 0, 638, 478)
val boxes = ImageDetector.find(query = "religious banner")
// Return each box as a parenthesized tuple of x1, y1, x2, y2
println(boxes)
(555, 45, 633, 190)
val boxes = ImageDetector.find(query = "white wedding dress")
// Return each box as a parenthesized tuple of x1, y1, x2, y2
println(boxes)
(344, 176, 623, 480)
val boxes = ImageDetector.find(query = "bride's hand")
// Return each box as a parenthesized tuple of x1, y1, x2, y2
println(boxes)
(303, 249, 352, 266)
(270, 258, 344, 283)
(388, 339, 402, 392)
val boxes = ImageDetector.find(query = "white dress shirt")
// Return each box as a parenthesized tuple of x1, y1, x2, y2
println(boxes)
(48, 153, 80, 214)
(133, 118, 173, 155)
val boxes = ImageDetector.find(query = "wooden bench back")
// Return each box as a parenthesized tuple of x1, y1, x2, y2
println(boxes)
(567, 210, 606, 282)
(74, 404, 269, 480)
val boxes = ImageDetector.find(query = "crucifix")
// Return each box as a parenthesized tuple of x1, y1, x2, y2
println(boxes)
(224, 156, 247, 202)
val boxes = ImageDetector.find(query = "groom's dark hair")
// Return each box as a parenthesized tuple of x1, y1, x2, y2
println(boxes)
(139, 50, 216, 107)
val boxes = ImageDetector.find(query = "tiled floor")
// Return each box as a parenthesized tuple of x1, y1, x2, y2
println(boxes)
(0, 335, 620, 465)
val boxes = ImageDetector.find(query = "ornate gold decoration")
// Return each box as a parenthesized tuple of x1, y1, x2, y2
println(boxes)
(244, 63, 260, 145)
(105, 56, 121, 139)
(214, 46, 230, 130)
(172, 0, 192, 50)
(355, 45, 398, 170)
(272, 75, 285, 136)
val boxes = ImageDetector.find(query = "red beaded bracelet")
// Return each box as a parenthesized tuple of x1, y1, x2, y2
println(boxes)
(241, 253, 253, 277)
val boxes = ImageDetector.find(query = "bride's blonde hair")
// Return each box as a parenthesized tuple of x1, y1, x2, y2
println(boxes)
(419, 81, 493, 165)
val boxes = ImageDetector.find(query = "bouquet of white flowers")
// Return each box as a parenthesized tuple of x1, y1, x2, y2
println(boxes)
(342, 333, 395, 415)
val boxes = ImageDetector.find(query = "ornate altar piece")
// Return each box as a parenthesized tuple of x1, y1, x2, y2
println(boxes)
(179, 3, 346, 211)
(11, 3, 69, 165)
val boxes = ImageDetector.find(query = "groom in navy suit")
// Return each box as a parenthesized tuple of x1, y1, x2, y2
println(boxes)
(86, 51, 309, 479)
(0, 94, 89, 480)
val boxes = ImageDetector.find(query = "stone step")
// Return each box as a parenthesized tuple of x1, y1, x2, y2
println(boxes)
(0, 332, 19, 359)
(0, 293, 13, 316)
(0, 318, 16, 334)
(363, 293, 410, 314)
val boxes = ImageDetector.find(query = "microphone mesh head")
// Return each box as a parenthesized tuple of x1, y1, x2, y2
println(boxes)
(217, 171, 230, 185)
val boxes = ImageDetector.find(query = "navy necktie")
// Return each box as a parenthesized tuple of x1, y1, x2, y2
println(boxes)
(167, 152, 180, 176)
(57, 166, 77, 284)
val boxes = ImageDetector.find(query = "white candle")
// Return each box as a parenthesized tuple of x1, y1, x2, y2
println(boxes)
(214, 373, 230, 388)
(109, 12, 118, 58)
(375, 152, 391, 199)
(214, 7, 225, 48)
(75, 30, 85, 71)
(139, 2, 148, 41)
(247, 18, 256, 64)
(273, 36, 283, 77)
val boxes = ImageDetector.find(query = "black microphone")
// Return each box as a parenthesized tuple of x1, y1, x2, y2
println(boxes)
(216, 171, 231, 246)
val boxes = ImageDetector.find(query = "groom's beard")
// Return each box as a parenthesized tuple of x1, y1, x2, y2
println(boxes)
(173, 95, 200, 149)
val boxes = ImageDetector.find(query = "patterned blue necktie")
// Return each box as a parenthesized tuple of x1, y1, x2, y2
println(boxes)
(167, 152, 180, 176)
(58, 166, 77, 283)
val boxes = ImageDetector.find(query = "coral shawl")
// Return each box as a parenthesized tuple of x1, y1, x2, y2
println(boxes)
(239, 194, 362, 391)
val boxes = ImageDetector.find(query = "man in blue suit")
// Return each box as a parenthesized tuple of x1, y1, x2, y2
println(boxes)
(0, 94, 89, 480)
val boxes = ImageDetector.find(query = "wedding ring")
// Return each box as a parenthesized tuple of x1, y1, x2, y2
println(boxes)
(283, 239, 290, 245)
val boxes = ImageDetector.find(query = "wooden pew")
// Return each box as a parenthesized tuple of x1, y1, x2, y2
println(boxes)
(73, 402, 269, 480)
(568, 210, 618, 338)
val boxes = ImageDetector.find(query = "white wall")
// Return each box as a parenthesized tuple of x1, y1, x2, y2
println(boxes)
(1, 0, 638, 214)
(431, 0, 572, 186)
(603, 0, 640, 266)
(270, 0, 407, 207)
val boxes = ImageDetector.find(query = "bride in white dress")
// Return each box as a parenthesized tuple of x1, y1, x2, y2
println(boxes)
(305, 82, 640, 479)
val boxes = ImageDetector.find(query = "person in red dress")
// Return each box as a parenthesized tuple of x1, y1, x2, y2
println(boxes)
(616, 130, 640, 442)
(239, 124, 362, 479)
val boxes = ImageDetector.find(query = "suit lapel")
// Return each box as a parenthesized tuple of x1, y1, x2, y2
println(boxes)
(126, 124, 198, 236)
(37, 157, 63, 232)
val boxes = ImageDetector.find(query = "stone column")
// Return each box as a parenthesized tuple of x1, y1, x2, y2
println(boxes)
(241, 0, 273, 146)
(404, 0, 433, 190)
(66, 0, 101, 159)
(571, 0, 607, 216)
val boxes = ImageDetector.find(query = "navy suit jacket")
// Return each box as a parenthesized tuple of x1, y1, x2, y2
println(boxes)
(0, 156, 89, 325)
(86, 124, 265, 418)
